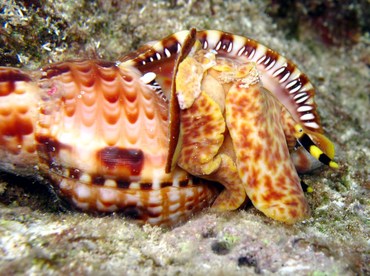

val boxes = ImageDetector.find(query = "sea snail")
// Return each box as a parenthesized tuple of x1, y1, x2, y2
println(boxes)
(0, 29, 338, 225)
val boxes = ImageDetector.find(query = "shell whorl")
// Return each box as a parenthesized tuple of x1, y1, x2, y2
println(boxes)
(0, 60, 218, 225)
(36, 60, 169, 182)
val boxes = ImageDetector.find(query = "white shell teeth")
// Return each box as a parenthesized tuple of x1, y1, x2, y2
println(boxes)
(257, 55, 266, 64)
(272, 66, 286, 77)
(264, 57, 271, 65)
(140, 72, 157, 84)
(227, 42, 233, 53)
(203, 40, 208, 49)
(300, 113, 315, 121)
(237, 46, 246, 56)
(295, 95, 309, 104)
(286, 79, 299, 89)
(164, 48, 171, 57)
(279, 71, 290, 83)
(265, 59, 276, 70)
(247, 48, 255, 58)
(304, 121, 320, 129)
(289, 83, 302, 94)
(297, 105, 313, 112)
(215, 41, 222, 50)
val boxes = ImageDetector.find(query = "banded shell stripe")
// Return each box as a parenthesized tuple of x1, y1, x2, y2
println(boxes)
(49, 165, 194, 190)
(122, 30, 191, 67)
(52, 171, 217, 226)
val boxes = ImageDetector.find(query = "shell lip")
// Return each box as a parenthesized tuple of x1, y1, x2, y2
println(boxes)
(166, 28, 197, 173)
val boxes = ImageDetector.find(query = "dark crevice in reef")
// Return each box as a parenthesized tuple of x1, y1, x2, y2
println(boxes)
(0, 173, 60, 213)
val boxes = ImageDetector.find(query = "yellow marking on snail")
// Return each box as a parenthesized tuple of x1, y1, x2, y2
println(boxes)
(294, 124, 339, 169)
(176, 46, 247, 210)
(175, 42, 216, 110)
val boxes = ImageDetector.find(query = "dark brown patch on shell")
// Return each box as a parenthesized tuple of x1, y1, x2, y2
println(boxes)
(97, 147, 144, 176)
(41, 62, 71, 79)
(92, 175, 105, 185)
(0, 67, 31, 83)
(242, 39, 258, 58)
(140, 183, 153, 190)
(0, 113, 33, 137)
(263, 49, 279, 68)
(0, 68, 31, 96)
(219, 32, 234, 51)
(41, 60, 117, 80)
(36, 135, 69, 155)
(117, 180, 131, 189)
